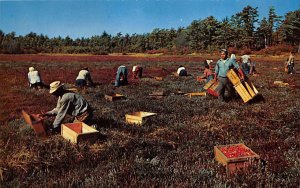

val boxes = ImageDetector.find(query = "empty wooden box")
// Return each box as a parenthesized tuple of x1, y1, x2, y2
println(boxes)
(61, 122, 99, 143)
(125, 111, 157, 125)
(22, 110, 47, 137)
(234, 81, 258, 103)
(214, 143, 260, 173)
(105, 93, 125, 101)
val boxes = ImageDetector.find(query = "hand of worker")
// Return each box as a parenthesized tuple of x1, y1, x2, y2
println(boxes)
(36, 114, 45, 119)
(238, 69, 244, 81)
(214, 74, 217, 81)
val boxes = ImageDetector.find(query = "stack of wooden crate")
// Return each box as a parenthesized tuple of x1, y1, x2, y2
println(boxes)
(226, 69, 259, 103)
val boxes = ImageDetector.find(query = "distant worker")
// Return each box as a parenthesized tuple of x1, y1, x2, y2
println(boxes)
(28, 67, 45, 90)
(75, 67, 94, 88)
(241, 53, 252, 75)
(285, 52, 295, 74)
(115, 65, 128, 87)
(202, 63, 214, 83)
(42, 81, 93, 133)
(132, 65, 143, 79)
(205, 59, 213, 69)
(215, 49, 244, 102)
(177, 65, 187, 76)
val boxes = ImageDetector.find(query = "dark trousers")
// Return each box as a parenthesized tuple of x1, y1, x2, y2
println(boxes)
(76, 79, 87, 88)
(218, 77, 235, 101)
(179, 69, 187, 76)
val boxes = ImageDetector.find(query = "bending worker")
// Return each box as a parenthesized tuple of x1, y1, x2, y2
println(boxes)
(75, 67, 94, 88)
(28, 67, 44, 89)
(214, 49, 244, 102)
(115, 65, 128, 87)
(177, 65, 187, 76)
(132, 65, 143, 79)
(42, 81, 93, 133)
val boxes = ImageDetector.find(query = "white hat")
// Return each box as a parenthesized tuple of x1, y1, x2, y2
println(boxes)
(230, 54, 236, 60)
(49, 81, 64, 94)
(29, 67, 35, 72)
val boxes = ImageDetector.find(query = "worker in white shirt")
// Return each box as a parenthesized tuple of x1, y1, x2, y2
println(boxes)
(75, 67, 94, 88)
(27, 67, 46, 90)
(177, 65, 187, 76)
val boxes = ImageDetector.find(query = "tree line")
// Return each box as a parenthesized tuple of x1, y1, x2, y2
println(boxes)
(0, 6, 299, 55)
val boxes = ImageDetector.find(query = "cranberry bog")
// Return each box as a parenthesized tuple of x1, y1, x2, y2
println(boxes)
(0, 54, 299, 187)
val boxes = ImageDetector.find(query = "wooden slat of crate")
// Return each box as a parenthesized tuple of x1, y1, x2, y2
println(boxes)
(234, 82, 253, 103)
(125, 111, 157, 125)
(227, 69, 241, 86)
(244, 82, 256, 97)
(22, 110, 47, 138)
(203, 79, 215, 90)
(61, 122, 99, 143)
(214, 143, 260, 173)
(185, 92, 206, 98)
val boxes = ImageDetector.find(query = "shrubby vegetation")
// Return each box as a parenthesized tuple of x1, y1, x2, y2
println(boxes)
(0, 59, 299, 187)
(0, 6, 299, 55)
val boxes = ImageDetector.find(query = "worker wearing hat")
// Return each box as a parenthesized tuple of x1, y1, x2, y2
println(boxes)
(42, 81, 93, 133)
(214, 49, 244, 101)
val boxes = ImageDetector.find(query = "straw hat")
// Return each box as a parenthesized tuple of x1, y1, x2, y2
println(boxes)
(49, 81, 64, 94)
(29, 67, 35, 72)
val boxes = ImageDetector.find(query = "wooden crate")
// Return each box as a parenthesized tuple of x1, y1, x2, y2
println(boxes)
(203, 79, 215, 90)
(214, 143, 260, 173)
(149, 91, 166, 99)
(61, 122, 99, 143)
(226, 69, 241, 86)
(185, 92, 206, 98)
(154, 77, 163, 81)
(274, 81, 289, 87)
(207, 81, 221, 97)
(22, 110, 47, 138)
(125, 111, 157, 125)
(105, 93, 125, 101)
(234, 81, 258, 103)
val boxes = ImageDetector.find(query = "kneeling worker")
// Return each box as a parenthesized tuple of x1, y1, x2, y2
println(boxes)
(177, 65, 187, 76)
(42, 81, 93, 132)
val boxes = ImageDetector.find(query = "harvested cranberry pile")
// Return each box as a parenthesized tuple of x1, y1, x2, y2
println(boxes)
(219, 145, 255, 158)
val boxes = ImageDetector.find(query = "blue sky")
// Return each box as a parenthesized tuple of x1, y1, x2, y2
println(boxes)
(0, 0, 299, 39)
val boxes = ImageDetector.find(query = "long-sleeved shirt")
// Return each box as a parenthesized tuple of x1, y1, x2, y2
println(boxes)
(215, 58, 239, 78)
(46, 92, 90, 128)
(28, 71, 41, 84)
